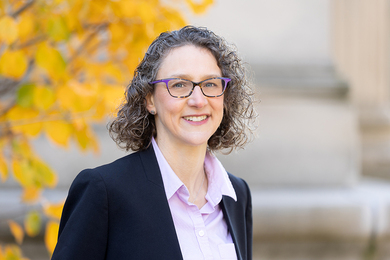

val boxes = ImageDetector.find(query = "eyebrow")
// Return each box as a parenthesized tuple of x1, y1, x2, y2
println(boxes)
(168, 74, 222, 79)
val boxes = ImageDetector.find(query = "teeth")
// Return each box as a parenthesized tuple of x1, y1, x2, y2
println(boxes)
(184, 115, 207, 122)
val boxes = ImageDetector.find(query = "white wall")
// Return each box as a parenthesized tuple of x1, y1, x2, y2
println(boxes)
(188, 0, 331, 65)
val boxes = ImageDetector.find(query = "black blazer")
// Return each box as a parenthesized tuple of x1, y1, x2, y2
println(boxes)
(52, 145, 252, 260)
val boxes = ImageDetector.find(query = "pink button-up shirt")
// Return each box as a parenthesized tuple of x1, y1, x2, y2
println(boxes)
(152, 139, 238, 260)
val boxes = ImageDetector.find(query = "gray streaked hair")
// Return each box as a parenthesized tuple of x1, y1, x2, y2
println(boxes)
(109, 25, 256, 153)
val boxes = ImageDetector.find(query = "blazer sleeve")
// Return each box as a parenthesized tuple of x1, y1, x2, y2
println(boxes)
(51, 169, 108, 260)
(244, 179, 253, 260)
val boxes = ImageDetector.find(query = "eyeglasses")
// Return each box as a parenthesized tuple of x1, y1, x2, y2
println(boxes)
(148, 77, 231, 98)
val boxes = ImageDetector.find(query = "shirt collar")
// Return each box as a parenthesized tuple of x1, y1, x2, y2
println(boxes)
(204, 151, 237, 204)
(151, 138, 237, 203)
(152, 138, 183, 200)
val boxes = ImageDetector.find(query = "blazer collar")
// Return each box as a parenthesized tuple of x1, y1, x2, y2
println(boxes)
(221, 196, 245, 260)
(139, 144, 165, 187)
(138, 145, 184, 260)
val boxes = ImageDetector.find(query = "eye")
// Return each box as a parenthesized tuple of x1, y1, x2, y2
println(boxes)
(169, 79, 191, 89)
(204, 82, 217, 88)
(172, 82, 185, 88)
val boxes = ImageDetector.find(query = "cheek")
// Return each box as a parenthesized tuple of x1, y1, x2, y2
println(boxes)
(155, 97, 184, 120)
(220, 99, 226, 124)
(217, 98, 225, 115)
(153, 89, 172, 112)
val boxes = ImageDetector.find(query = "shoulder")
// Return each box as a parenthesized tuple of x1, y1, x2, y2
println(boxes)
(226, 172, 251, 201)
(91, 151, 142, 175)
(78, 145, 156, 179)
(227, 172, 250, 191)
(71, 152, 136, 183)
(71, 145, 160, 190)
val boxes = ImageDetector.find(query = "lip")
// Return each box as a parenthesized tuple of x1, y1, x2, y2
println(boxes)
(182, 114, 210, 125)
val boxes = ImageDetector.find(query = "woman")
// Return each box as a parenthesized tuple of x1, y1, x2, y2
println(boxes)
(52, 26, 256, 260)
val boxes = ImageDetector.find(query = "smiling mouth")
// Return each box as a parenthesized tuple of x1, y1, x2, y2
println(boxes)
(183, 115, 208, 122)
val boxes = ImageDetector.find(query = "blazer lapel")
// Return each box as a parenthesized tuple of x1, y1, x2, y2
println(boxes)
(139, 145, 184, 260)
(221, 196, 244, 260)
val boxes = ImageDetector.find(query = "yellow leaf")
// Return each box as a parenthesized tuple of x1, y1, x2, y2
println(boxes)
(25, 211, 41, 237)
(43, 201, 64, 220)
(45, 221, 59, 256)
(12, 155, 57, 189)
(44, 120, 72, 147)
(56, 84, 75, 111)
(109, 23, 127, 44)
(17, 83, 35, 108)
(84, 63, 104, 81)
(33, 86, 56, 111)
(123, 55, 141, 77)
(6, 106, 42, 137)
(0, 16, 18, 45)
(8, 221, 24, 245)
(73, 122, 99, 152)
(11, 139, 33, 158)
(104, 63, 124, 83)
(22, 186, 42, 203)
(129, 24, 154, 51)
(71, 117, 86, 131)
(91, 99, 107, 121)
(35, 43, 67, 81)
(57, 81, 98, 113)
(0, 154, 8, 182)
(103, 85, 124, 113)
(12, 157, 35, 188)
(76, 81, 99, 111)
(3, 244, 29, 260)
(112, 1, 137, 17)
(159, 7, 187, 30)
(185, 0, 214, 14)
(18, 12, 35, 40)
(64, 8, 82, 32)
(138, 2, 156, 24)
(0, 49, 28, 79)
(31, 157, 57, 188)
(48, 16, 70, 42)
(86, 1, 112, 24)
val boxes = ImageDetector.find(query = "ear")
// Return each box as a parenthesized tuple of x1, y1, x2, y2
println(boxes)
(145, 93, 156, 113)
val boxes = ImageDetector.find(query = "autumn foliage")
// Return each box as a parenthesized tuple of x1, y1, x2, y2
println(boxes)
(0, 0, 213, 258)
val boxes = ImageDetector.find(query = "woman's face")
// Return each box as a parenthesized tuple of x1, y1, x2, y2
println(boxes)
(146, 45, 224, 149)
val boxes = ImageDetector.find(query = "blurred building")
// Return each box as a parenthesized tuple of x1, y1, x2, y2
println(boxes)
(189, 0, 390, 259)
(2, 0, 390, 259)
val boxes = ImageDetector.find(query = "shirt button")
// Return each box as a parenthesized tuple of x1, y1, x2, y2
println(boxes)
(199, 230, 205, 237)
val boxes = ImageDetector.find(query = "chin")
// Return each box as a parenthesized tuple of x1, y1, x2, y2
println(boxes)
(181, 134, 211, 147)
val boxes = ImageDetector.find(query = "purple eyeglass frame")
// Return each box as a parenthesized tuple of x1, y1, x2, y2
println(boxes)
(148, 77, 231, 98)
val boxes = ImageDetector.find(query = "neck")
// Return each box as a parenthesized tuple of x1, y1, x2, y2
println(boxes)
(155, 136, 208, 199)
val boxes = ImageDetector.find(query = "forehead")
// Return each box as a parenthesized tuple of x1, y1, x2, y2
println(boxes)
(157, 45, 221, 79)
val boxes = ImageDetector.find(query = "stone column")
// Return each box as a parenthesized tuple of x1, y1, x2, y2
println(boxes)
(331, 0, 390, 177)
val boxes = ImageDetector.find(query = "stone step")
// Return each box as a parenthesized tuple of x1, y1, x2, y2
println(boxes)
(2, 178, 390, 259)
(2, 178, 390, 242)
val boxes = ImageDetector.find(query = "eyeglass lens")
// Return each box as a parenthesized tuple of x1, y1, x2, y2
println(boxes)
(167, 78, 227, 97)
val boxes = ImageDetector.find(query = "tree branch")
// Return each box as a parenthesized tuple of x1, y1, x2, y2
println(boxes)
(0, 99, 16, 118)
(11, 0, 35, 18)
(17, 35, 47, 49)
(68, 22, 109, 63)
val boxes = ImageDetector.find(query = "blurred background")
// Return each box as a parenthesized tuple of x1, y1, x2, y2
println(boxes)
(1, 0, 390, 259)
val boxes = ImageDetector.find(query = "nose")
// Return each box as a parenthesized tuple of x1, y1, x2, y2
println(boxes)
(188, 85, 207, 108)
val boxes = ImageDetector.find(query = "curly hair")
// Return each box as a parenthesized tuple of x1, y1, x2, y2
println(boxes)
(109, 25, 256, 153)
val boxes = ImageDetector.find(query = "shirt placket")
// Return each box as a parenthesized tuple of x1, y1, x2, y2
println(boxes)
(187, 204, 214, 260)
